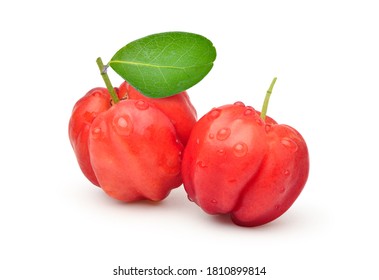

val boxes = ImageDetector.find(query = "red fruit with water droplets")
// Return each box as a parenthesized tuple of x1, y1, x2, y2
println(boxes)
(69, 81, 197, 202)
(118, 81, 197, 146)
(181, 79, 309, 226)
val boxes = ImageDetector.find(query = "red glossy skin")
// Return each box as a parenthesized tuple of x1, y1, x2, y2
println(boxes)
(118, 82, 197, 146)
(69, 82, 197, 202)
(69, 87, 111, 186)
(182, 102, 309, 226)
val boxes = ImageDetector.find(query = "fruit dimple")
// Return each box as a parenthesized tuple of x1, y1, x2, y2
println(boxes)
(233, 142, 248, 157)
(216, 128, 231, 141)
(113, 115, 133, 136)
(281, 137, 298, 152)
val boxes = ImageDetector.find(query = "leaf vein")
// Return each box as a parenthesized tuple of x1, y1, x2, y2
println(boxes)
(110, 60, 213, 70)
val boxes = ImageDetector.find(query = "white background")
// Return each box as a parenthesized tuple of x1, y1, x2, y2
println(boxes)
(1, 0, 378, 279)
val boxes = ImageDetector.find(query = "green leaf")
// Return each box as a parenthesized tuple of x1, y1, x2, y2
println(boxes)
(109, 31, 217, 98)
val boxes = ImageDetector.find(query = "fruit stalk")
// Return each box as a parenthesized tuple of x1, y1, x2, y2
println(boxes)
(260, 77, 277, 120)
(96, 57, 120, 104)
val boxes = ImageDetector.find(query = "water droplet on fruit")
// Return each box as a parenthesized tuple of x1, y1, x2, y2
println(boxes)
(233, 142, 248, 157)
(234, 101, 245, 107)
(265, 124, 272, 133)
(91, 127, 103, 139)
(216, 128, 231, 141)
(92, 91, 102, 97)
(284, 170, 290, 176)
(135, 100, 149, 110)
(162, 154, 181, 175)
(93, 127, 101, 134)
(279, 187, 286, 193)
(211, 199, 217, 204)
(256, 117, 263, 126)
(208, 108, 221, 119)
(117, 117, 128, 128)
(281, 137, 298, 152)
(208, 133, 215, 139)
(217, 149, 226, 156)
(196, 138, 200, 144)
(113, 115, 133, 136)
(197, 161, 207, 168)
(228, 178, 237, 183)
(275, 204, 280, 210)
(244, 108, 254, 116)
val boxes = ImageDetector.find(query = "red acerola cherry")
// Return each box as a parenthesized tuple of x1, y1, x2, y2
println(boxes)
(181, 78, 309, 226)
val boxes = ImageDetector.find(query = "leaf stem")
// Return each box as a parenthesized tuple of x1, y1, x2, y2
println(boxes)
(96, 57, 120, 104)
(260, 77, 277, 120)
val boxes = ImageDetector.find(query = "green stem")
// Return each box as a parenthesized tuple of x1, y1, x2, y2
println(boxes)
(96, 57, 120, 104)
(260, 77, 277, 120)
